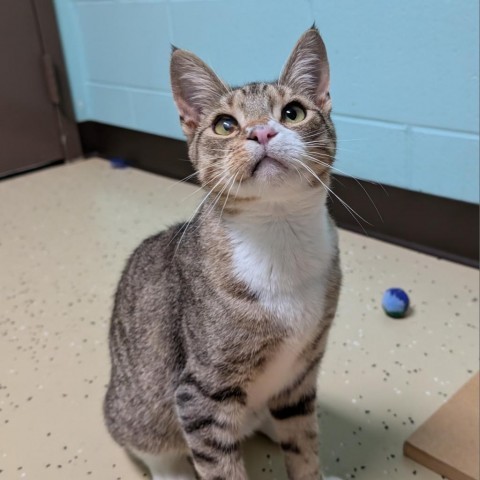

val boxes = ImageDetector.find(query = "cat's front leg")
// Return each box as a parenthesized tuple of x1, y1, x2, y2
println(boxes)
(175, 371, 248, 480)
(268, 372, 322, 480)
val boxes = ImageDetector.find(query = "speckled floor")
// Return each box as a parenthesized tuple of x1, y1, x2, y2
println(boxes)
(0, 158, 478, 480)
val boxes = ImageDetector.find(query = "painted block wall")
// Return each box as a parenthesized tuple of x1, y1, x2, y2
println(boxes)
(54, 0, 479, 204)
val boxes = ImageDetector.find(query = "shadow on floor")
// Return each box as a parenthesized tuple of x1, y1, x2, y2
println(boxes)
(318, 401, 408, 479)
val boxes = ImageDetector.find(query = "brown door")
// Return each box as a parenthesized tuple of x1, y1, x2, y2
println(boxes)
(0, 0, 80, 177)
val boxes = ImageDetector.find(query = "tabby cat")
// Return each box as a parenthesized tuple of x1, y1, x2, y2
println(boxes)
(104, 26, 342, 480)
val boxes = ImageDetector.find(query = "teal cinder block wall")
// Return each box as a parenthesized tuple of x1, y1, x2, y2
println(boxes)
(54, 0, 479, 204)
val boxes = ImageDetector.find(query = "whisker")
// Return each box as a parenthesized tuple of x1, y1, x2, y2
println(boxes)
(166, 170, 199, 190)
(301, 153, 383, 222)
(219, 171, 240, 220)
(204, 175, 233, 218)
(301, 150, 388, 206)
(170, 171, 231, 253)
(181, 170, 227, 201)
(189, 173, 236, 235)
(233, 173, 245, 201)
(167, 163, 225, 191)
(289, 157, 370, 233)
(301, 128, 363, 143)
(303, 140, 355, 155)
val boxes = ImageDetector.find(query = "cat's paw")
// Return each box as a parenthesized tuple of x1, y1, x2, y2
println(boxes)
(256, 418, 279, 443)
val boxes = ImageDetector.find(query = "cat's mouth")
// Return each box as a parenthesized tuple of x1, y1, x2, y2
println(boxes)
(251, 156, 288, 176)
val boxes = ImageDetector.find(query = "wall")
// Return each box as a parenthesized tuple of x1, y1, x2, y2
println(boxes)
(54, 0, 479, 204)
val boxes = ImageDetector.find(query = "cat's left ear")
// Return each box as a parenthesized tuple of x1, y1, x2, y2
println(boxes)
(279, 26, 331, 112)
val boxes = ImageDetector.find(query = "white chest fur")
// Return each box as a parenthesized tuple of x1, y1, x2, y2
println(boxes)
(227, 198, 334, 326)
(226, 196, 335, 406)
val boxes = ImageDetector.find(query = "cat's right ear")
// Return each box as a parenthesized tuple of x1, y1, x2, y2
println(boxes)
(170, 47, 228, 140)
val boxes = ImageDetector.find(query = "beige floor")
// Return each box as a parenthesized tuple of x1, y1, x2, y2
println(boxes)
(0, 158, 478, 480)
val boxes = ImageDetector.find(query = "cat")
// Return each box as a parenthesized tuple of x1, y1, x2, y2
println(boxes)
(103, 26, 342, 480)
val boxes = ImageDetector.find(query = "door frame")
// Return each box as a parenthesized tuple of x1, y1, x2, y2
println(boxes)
(30, 0, 82, 161)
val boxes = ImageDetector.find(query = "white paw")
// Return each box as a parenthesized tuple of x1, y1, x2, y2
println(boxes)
(152, 475, 193, 480)
(130, 449, 195, 480)
(256, 420, 279, 443)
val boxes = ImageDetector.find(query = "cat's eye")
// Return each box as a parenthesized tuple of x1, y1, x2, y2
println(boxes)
(281, 102, 306, 124)
(213, 115, 238, 136)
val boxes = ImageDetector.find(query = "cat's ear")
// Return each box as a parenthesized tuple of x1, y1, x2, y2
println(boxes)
(170, 47, 228, 139)
(279, 26, 331, 112)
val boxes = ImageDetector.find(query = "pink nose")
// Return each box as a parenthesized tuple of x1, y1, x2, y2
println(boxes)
(248, 125, 278, 145)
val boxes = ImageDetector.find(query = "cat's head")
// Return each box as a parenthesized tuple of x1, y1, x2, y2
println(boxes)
(170, 26, 336, 202)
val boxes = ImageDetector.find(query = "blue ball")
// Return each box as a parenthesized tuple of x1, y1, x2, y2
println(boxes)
(109, 157, 128, 169)
(382, 288, 410, 318)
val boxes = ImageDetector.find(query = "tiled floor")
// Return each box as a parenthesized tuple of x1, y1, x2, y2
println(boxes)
(0, 158, 478, 480)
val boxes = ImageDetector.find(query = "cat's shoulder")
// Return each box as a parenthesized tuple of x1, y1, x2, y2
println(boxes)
(122, 222, 188, 273)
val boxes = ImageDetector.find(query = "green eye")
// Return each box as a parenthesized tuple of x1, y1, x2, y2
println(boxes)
(281, 102, 306, 124)
(213, 115, 238, 136)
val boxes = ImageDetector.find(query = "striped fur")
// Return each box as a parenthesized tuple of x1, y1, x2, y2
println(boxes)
(104, 27, 342, 480)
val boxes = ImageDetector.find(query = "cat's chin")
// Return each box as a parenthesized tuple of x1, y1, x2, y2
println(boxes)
(236, 176, 324, 207)
(251, 155, 289, 179)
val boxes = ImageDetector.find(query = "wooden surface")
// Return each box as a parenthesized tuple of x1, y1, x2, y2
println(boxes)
(404, 373, 480, 480)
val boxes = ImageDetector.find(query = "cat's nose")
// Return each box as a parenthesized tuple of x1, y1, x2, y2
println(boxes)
(247, 125, 278, 145)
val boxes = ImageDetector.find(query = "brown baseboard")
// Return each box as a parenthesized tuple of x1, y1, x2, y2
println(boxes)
(79, 122, 191, 180)
(79, 121, 479, 268)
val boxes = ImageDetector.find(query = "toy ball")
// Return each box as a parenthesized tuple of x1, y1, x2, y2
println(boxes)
(109, 157, 128, 169)
(382, 288, 410, 318)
